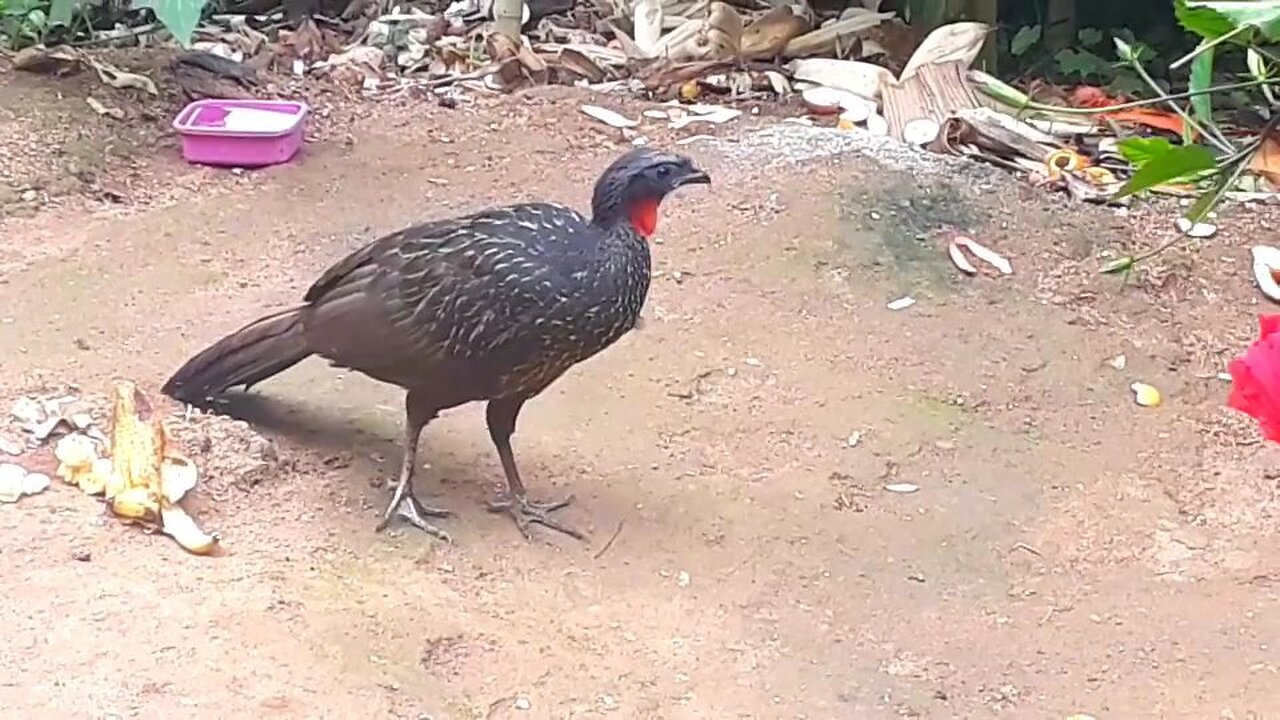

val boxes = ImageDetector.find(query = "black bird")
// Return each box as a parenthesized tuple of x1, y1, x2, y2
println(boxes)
(161, 148, 710, 540)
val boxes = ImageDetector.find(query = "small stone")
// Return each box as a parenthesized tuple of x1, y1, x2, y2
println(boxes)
(71, 547, 92, 562)
(676, 570, 691, 588)
(514, 696, 531, 711)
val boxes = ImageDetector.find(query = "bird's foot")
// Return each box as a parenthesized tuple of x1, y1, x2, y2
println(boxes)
(375, 485, 453, 542)
(486, 492, 584, 540)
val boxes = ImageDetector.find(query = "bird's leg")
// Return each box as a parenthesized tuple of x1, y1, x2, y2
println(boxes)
(375, 394, 452, 540)
(484, 398, 585, 540)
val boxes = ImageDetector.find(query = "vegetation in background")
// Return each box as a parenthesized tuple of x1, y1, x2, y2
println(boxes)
(0, 0, 207, 49)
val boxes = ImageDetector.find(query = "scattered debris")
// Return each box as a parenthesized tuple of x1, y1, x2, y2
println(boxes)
(884, 482, 920, 494)
(886, 296, 916, 311)
(581, 104, 639, 128)
(0, 463, 49, 503)
(1175, 216, 1217, 239)
(1251, 245, 1280, 302)
(1107, 354, 1128, 371)
(1130, 382, 1162, 408)
(947, 235, 1012, 276)
(85, 96, 125, 120)
(9, 391, 105, 446)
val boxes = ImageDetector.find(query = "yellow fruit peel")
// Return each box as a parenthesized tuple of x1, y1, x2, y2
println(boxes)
(88, 381, 222, 556)
(161, 454, 198, 504)
(161, 503, 219, 555)
(109, 486, 160, 522)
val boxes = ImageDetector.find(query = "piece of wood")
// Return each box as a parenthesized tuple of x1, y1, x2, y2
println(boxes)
(880, 60, 982, 142)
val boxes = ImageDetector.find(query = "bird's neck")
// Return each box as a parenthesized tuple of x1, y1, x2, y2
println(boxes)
(591, 193, 662, 239)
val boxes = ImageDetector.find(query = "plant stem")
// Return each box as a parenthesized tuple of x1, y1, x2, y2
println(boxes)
(1125, 52, 1234, 152)
(992, 78, 1280, 116)
(1169, 23, 1250, 71)
(70, 22, 160, 47)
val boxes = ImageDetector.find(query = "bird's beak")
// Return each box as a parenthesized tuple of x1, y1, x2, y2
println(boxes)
(677, 167, 711, 187)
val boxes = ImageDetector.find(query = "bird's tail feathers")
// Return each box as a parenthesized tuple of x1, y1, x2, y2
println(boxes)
(162, 307, 311, 404)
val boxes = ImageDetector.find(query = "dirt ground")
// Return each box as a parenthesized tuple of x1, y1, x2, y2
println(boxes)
(1, 66, 1279, 720)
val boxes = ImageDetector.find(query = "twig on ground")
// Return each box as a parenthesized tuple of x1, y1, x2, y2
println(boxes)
(593, 519, 625, 559)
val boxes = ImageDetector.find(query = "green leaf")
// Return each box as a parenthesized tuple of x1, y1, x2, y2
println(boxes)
(1186, 150, 1252, 222)
(1186, 0, 1280, 41)
(1176, 0, 1236, 38)
(1117, 137, 1179, 168)
(132, 0, 208, 47)
(1189, 43, 1214, 125)
(1055, 48, 1113, 79)
(1010, 24, 1041, 57)
(48, 0, 73, 26)
(1113, 36, 1135, 62)
(1077, 27, 1103, 46)
(1100, 256, 1135, 274)
(1113, 143, 1218, 199)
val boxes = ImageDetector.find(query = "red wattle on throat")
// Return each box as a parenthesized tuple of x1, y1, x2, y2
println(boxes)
(628, 199, 660, 238)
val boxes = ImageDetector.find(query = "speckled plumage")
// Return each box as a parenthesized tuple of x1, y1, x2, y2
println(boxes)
(293, 201, 651, 403)
(162, 147, 709, 540)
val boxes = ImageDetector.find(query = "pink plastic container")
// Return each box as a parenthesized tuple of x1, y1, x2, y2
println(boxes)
(173, 99, 309, 168)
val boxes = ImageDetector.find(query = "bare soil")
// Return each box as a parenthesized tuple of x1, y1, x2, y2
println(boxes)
(1, 65, 1278, 720)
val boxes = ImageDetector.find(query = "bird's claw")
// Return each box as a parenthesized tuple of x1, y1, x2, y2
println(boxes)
(487, 493, 584, 540)
(376, 486, 453, 542)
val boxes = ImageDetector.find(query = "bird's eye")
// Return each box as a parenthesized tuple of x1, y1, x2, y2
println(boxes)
(655, 165, 671, 178)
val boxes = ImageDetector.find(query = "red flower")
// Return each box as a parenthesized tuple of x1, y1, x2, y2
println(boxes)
(1227, 314, 1280, 442)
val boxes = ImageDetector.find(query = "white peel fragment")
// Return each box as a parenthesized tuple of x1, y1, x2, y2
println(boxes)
(1251, 245, 1280, 302)
(949, 236, 1012, 275)
(580, 104, 639, 128)
(1176, 217, 1216, 238)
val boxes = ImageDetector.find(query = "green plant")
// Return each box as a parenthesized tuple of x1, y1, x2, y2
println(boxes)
(132, 0, 210, 48)
(1096, 1, 1280, 275)
(2, 0, 51, 47)
(1006, 22, 1161, 96)
(2, 0, 81, 49)
(1113, 2, 1280, 213)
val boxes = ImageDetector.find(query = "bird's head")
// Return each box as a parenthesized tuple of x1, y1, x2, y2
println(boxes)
(590, 147, 711, 238)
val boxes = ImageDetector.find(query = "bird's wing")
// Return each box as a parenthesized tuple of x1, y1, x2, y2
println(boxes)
(298, 205, 585, 392)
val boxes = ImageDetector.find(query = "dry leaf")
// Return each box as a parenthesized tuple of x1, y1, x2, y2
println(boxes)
(654, 1, 743, 61)
(1249, 133, 1280, 187)
(555, 47, 606, 82)
(12, 44, 83, 75)
(899, 21, 990, 82)
(633, 0, 664, 56)
(740, 6, 810, 60)
(86, 57, 159, 96)
(789, 58, 891, 100)
(86, 96, 125, 120)
(783, 10, 894, 59)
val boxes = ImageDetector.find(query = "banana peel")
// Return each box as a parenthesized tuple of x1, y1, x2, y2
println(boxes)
(54, 381, 219, 556)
